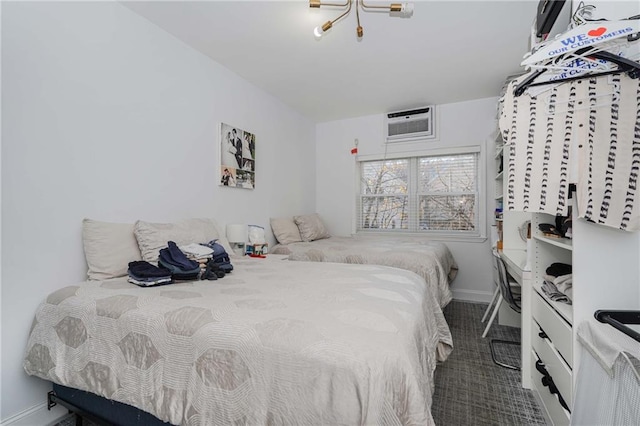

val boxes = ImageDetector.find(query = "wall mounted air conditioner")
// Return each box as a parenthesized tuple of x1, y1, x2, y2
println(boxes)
(385, 106, 436, 143)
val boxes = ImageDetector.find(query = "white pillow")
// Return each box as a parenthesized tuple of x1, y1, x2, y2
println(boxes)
(82, 219, 142, 281)
(270, 217, 303, 245)
(134, 218, 233, 263)
(293, 214, 331, 242)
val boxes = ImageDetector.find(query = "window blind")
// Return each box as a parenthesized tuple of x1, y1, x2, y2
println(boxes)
(357, 152, 479, 234)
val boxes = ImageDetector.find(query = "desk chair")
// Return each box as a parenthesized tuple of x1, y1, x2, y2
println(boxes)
(483, 249, 522, 370)
(481, 250, 520, 338)
(482, 250, 520, 338)
(481, 284, 501, 323)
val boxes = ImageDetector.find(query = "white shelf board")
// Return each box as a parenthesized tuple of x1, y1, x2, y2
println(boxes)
(532, 279, 573, 325)
(534, 234, 573, 251)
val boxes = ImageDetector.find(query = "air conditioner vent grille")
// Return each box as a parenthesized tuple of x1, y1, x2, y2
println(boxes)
(385, 105, 436, 142)
(388, 119, 431, 137)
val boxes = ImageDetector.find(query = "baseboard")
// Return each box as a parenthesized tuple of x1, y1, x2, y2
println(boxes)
(452, 289, 493, 304)
(1, 402, 69, 426)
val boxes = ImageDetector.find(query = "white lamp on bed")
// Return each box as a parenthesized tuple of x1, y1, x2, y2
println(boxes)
(226, 224, 247, 256)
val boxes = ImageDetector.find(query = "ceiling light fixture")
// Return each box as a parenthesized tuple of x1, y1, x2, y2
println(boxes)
(310, 0, 414, 39)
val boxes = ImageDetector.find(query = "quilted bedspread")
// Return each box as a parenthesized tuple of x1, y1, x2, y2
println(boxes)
(271, 236, 458, 308)
(24, 257, 452, 425)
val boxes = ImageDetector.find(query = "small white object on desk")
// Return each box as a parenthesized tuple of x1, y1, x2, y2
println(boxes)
(246, 243, 268, 256)
(226, 224, 247, 256)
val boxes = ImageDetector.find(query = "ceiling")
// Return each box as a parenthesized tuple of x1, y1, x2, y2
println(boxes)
(123, 0, 539, 123)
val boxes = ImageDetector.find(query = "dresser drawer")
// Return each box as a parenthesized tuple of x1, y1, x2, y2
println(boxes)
(531, 350, 570, 426)
(532, 323, 573, 410)
(532, 289, 573, 367)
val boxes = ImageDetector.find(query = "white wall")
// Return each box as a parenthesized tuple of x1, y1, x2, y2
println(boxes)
(315, 98, 499, 302)
(1, 2, 315, 422)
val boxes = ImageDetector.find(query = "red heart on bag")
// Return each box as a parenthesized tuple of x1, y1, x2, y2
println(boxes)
(587, 27, 606, 37)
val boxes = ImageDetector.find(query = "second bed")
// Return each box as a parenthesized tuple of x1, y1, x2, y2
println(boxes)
(272, 235, 458, 308)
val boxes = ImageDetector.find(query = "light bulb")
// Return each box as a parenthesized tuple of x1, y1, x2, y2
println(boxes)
(314, 21, 332, 39)
(401, 3, 414, 17)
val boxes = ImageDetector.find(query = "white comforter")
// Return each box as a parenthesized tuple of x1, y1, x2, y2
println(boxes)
(24, 257, 452, 425)
(272, 236, 458, 308)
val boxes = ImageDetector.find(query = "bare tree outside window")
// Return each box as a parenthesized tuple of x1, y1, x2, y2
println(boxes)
(360, 159, 408, 229)
(358, 153, 478, 233)
(419, 155, 477, 231)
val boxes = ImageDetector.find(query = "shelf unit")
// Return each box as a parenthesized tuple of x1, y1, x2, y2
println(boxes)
(492, 124, 531, 333)
(494, 138, 504, 203)
(494, 132, 504, 246)
(531, 211, 573, 426)
(513, 5, 640, 424)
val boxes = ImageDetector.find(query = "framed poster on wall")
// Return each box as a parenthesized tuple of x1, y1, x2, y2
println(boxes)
(219, 122, 255, 189)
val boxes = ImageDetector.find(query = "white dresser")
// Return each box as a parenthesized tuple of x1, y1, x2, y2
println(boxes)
(529, 212, 574, 425)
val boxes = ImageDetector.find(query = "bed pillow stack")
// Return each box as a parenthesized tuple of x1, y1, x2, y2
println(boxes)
(270, 217, 303, 244)
(82, 217, 233, 281)
(134, 218, 231, 264)
(271, 213, 331, 244)
(294, 214, 331, 242)
(82, 219, 143, 281)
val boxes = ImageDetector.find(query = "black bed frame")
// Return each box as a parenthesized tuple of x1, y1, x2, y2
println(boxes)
(48, 383, 173, 426)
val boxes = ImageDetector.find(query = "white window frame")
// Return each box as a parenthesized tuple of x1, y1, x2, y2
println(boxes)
(355, 145, 486, 242)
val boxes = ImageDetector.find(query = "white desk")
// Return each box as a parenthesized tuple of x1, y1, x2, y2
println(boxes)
(500, 248, 533, 389)
(500, 249, 529, 284)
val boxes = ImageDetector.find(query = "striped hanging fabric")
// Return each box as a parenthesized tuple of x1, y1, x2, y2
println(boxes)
(498, 72, 640, 232)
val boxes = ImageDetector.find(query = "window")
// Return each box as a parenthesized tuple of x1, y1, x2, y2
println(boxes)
(360, 159, 409, 230)
(358, 150, 481, 236)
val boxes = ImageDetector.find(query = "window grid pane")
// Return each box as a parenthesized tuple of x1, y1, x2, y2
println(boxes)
(360, 196, 409, 229)
(360, 159, 408, 195)
(419, 154, 477, 193)
(419, 195, 476, 231)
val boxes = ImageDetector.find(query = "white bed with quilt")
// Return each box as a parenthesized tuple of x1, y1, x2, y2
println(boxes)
(23, 218, 453, 426)
(271, 215, 459, 308)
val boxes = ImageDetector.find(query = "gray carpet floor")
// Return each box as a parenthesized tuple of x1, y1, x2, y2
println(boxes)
(432, 300, 547, 425)
(55, 300, 546, 426)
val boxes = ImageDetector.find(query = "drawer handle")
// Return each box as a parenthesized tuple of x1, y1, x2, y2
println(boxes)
(535, 360, 570, 413)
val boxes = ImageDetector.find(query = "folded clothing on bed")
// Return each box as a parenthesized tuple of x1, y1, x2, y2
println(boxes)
(157, 259, 200, 280)
(127, 261, 172, 287)
(158, 241, 201, 280)
(127, 275, 173, 287)
(160, 241, 200, 270)
(128, 260, 172, 278)
(179, 243, 214, 260)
